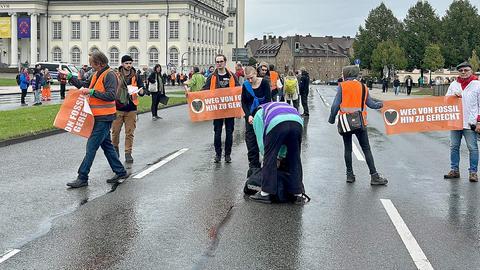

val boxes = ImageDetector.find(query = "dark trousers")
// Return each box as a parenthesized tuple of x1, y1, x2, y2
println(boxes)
(213, 117, 235, 157)
(262, 121, 304, 195)
(286, 99, 299, 111)
(407, 86, 412, 95)
(60, 83, 66, 99)
(341, 128, 377, 175)
(151, 92, 161, 117)
(300, 90, 309, 115)
(77, 121, 127, 181)
(245, 119, 261, 168)
(20, 88, 27, 104)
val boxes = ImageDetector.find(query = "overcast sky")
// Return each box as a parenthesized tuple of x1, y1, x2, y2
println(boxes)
(244, 0, 466, 41)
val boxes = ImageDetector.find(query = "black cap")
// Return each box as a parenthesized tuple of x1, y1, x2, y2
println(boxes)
(456, 61, 472, 70)
(121, 55, 133, 63)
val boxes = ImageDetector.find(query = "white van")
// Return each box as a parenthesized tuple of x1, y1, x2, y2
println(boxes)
(34, 62, 79, 80)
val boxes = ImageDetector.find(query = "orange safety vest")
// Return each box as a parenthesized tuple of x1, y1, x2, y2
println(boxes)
(209, 70, 235, 90)
(270, 71, 279, 91)
(339, 80, 368, 125)
(89, 69, 117, 116)
(129, 75, 139, 106)
(171, 73, 176, 80)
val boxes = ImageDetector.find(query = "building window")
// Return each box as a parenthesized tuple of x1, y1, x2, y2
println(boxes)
(71, 47, 80, 65)
(71, 22, 80, 40)
(228, 20, 233, 27)
(193, 23, 196, 41)
(187, 47, 191, 65)
(197, 23, 200, 42)
(52, 47, 62, 61)
(188, 21, 191, 41)
(110, 21, 119, 39)
(228, 32, 233, 44)
(149, 21, 159, 39)
(129, 47, 139, 66)
(53, 22, 62, 40)
(149, 47, 159, 66)
(169, 47, 179, 66)
(110, 47, 119, 66)
(90, 21, 99, 40)
(169, 21, 179, 39)
(129, 21, 139, 39)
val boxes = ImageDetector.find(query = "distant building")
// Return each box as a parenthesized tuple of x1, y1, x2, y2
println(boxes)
(245, 34, 354, 80)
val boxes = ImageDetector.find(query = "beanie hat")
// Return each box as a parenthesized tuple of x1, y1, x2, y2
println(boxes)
(342, 65, 360, 78)
(121, 55, 133, 63)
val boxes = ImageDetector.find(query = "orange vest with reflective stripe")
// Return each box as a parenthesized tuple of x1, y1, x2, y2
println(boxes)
(130, 75, 139, 106)
(339, 80, 368, 125)
(88, 68, 117, 116)
(270, 71, 279, 90)
(209, 70, 235, 90)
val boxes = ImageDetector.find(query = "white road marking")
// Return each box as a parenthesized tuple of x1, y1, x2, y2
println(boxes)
(352, 142, 365, 161)
(133, 148, 189, 179)
(0, 249, 21, 264)
(381, 199, 434, 270)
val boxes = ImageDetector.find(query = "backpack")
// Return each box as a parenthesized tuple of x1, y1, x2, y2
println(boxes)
(16, 74, 20, 85)
(284, 77, 297, 96)
(243, 167, 310, 203)
(244, 80, 265, 113)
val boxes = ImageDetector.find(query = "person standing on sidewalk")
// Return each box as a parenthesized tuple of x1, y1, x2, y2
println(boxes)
(444, 61, 480, 182)
(185, 66, 206, 92)
(59, 67, 68, 100)
(393, 76, 400, 96)
(202, 54, 240, 163)
(111, 55, 145, 163)
(148, 64, 166, 120)
(60, 51, 128, 188)
(328, 65, 388, 185)
(42, 68, 52, 101)
(269, 64, 280, 101)
(19, 68, 30, 106)
(299, 67, 310, 117)
(405, 76, 413, 95)
(32, 64, 43, 106)
(284, 71, 300, 111)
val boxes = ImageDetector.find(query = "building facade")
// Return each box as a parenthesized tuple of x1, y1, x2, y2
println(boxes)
(247, 35, 354, 81)
(0, 0, 244, 71)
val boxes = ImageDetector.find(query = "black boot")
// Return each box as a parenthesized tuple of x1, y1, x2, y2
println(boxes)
(67, 178, 88, 188)
(370, 173, 388, 185)
(346, 174, 356, 183)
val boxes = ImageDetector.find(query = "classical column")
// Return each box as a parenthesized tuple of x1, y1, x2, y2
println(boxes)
(62, 14, 70, 62)
(39, 14, 48, 61)
(100, 14, 108, 53)
(81, 14, 88, 64)
(29, 13, 38, 65)
(139, 13, 147, 67)
(160, 12, 167, 66)
(9, 12, 17, 68)
(119, 13, 127, 55)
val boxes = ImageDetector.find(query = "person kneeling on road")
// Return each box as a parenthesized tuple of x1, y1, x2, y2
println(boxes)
(60, 51, 128, 188)
(248, 102, 307, 204)
(328, 65, 388, 185)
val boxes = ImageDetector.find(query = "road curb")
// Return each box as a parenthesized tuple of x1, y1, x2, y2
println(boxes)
(0, 102, 187, 148)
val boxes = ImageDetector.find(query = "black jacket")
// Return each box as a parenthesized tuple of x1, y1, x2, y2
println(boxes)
(299, 71, 310, 94)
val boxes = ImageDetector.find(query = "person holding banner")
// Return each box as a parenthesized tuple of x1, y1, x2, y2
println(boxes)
(202, 54, 240, 163)
(112, 55, 145, 163)
(444, 61, 480, 182)
(60, 51, 128, 188)
(242, 66, 272, 172)
(328, 65, 388, 185)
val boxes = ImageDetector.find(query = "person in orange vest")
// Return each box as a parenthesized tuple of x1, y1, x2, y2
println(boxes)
(60, 50, 128, 188)
(111, 55, 145, 163)
(170, 71, 176, 86)
(202, 54, 240, 163)
(269, 64, 280, 101)
(328, 65, 388, 185)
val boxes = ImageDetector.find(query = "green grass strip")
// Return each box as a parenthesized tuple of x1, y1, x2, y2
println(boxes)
(0, 78, 19, 87)
(0, 95, 186, 141)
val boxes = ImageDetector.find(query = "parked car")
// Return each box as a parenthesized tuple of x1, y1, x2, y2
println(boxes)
(327, 80, 338, 86)
(311, 79, 322, 85)
(34, 62, 79, 80)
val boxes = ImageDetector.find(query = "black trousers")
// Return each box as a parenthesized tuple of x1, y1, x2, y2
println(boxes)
(286, 99, 299, 111)
(406, 86, 412, 95)
(60, 83, 66, 99)
(151, 92, 161, 117)
(300, 90, 309, 115)
(245, 119, 261, 168)
(20, 88, 27, 104)
(213, 117, 234, 157)
(262, 121, 303, 195)
(341, 128, 377, 175)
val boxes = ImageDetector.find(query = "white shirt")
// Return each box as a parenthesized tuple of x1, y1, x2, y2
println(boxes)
(446, 80, 480, 129)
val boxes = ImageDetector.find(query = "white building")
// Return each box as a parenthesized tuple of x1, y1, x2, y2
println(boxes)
(0, 0, 244, 72)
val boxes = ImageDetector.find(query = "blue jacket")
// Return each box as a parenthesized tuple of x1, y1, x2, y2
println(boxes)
(19, 73, 29, 90)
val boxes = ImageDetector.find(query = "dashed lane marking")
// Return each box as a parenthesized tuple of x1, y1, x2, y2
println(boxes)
(133, 148, 189, 179)
(381, 199, 434, 270)
(0, 249, 21, 264)
(352, 142, 366, 162)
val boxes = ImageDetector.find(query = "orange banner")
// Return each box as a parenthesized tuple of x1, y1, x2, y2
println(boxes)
(382, 96, 463, 135)
(53, 90, 94, 138)
(187, 86, 244, 122)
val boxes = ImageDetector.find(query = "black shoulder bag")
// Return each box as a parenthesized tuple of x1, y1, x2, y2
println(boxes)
(337, 83, 366, 134)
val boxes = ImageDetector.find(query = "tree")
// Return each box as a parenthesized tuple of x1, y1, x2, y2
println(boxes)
(353, 3, 403, 69)
(371, 40, 408, 73)
(400, 1, 441, 70)
(440, 0, 480, 67)
(423, 44, 445, 72)
(469, 50, 480, 72)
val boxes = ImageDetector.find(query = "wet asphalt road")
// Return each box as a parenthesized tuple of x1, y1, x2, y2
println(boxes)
(1, 85, 480, 269)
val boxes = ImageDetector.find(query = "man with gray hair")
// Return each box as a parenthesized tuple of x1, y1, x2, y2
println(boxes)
(328, 65, 388, 185)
